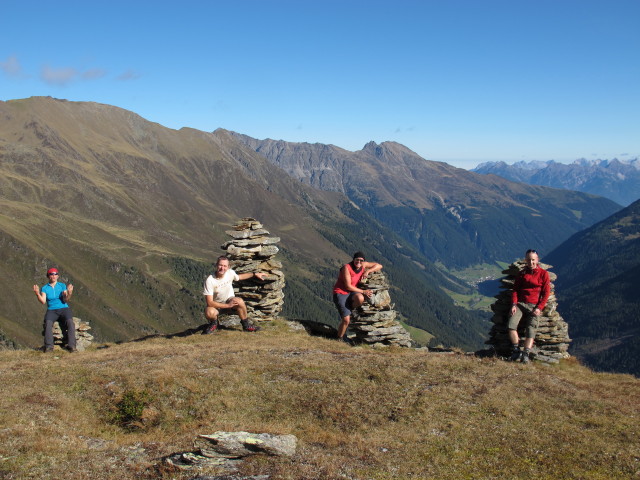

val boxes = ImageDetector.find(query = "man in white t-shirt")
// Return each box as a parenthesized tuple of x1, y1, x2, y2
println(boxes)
(203, 255, 267, 334)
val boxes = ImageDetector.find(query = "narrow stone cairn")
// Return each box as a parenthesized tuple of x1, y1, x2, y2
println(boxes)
(486, 261, 571, 363)
(52, 317, 93, 351)
(221, 218, 284, 324)
(350, 270, 413, 347)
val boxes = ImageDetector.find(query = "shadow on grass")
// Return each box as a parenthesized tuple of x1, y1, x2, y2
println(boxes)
(122, 319, 341, 345)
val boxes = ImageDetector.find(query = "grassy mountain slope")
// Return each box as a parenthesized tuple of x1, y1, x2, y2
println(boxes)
(0, 97, 485, 350)
(230, 132, 621, 268)
(545, 199, 640, 375)
(0, 326, 638, 479)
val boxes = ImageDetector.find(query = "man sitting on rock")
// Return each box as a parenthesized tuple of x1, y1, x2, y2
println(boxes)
(332, 251, 383, 343)
(203, 255, 266, 334)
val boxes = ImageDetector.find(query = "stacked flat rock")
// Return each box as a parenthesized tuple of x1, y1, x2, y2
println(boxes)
(486, 261, 571, 363)
(351, 271, 412, 347)
(221, 218, 284, 322)
(52, 317, 93, 351)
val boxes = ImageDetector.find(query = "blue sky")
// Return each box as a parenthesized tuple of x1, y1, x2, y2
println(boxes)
(1, 0, 639, 169)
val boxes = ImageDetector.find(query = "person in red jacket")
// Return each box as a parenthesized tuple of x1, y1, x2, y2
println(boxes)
(332, 251, 383, 343)
(508, 249, 551, 363)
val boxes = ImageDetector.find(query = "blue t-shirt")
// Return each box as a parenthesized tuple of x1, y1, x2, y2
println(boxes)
(41, 283, 69, 310)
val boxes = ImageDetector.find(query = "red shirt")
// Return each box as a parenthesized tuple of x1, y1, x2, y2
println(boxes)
(333, 263, 366, 295)
(512, 267, 551, 311)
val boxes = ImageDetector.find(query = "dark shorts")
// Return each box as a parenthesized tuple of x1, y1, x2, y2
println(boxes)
(333, 292, 358, 318)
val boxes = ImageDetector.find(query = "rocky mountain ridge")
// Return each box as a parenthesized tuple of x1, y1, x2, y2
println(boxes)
(473, 158, 640, 206)
(230, 132, 621, 268)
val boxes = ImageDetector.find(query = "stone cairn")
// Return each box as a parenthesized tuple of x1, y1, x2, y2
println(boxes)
(221, 218, 284, 324)
(486, 261, 571, 363)
(350, 270, 413, 347)
(52, 317, 93, 351)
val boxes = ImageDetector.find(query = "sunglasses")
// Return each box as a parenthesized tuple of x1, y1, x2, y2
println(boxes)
(48, 273, 59, 276)
(353, 258, 365, 263)
(525, 249, 537, 255)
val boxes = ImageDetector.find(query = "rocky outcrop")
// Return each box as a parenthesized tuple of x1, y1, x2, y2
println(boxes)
(221, 218, 284, 323)
(165, 431, 296, 473)
(486, 262, 571, 363)
(52, 317, 93, 351)
(350, 271, 413, 347)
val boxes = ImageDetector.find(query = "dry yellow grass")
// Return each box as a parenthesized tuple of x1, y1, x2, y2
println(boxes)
(0, 320, 638, 479)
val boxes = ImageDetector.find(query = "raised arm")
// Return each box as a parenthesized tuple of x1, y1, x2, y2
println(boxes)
(62, 284, 74, 302)
(33, 285, 46, 305)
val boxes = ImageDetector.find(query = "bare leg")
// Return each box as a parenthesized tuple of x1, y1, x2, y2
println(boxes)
(337, 293, 366, 339)
(230, 297, 248, 320)
(508, 329, 520, 346)
(204, 306, 220, 323)
(337, 315, 351, 338)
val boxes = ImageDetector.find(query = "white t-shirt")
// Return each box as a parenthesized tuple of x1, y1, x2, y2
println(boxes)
(203, 269, 239, 303)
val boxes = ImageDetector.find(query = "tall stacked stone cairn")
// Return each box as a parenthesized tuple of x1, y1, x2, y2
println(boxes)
(486, 261, 571, 363)
(52, 317, 93, 351)
(221, 218, 284, 324)
(350, 270, 413, 347)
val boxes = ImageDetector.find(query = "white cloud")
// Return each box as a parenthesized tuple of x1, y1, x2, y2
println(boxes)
(41, 65, 78, 86)
(116, 69, 140, 81)
(1, 55, 26, 79)
(82, 68, 107, 80)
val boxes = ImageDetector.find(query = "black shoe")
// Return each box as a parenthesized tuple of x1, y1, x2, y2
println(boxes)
(202, 321, 219, 335)
(521, 351, 531, 364)
(339, 336, 352, 345)
(66, 346, 78, 353)
(43, 346, 54, 353)
(509, 349, 522, 362)
(241, 319, 260, 332)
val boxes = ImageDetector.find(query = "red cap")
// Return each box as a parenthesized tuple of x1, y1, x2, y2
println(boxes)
(47, 268, 59, 275)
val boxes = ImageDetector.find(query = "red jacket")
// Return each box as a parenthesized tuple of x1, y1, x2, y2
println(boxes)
(512, 267, 551, 311)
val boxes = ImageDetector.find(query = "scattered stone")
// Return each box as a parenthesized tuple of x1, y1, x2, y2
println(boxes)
(350, 271, 413, 347)
(195, 431, 297, 458)
(165, 452, 240, 472)
(165, 431, 296, 473)
(51, 317, 93, 351)
(485, 261, 571, 363)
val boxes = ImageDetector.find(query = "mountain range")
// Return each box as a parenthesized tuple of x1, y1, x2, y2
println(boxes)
(0, 96, 624, 355)
(544, 198, 640, 376)
(230, 133, 620, 269)
(0, 97, 486, 350)
(472, 158, 640, 206)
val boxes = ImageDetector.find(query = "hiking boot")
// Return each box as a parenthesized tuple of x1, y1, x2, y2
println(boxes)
(241, 319, 260, 332)
(521, 351, 531, 364)
(43, 346, 54, 353)
(202, 321, 219, 335)
(66, 346, 78, 353)
(509, 348, 522, 362)
(340, 335, 353, 346)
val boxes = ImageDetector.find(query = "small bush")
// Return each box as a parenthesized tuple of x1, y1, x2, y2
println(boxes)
(113, 388, 152, 430)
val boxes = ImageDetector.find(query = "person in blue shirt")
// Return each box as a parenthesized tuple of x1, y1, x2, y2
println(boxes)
(32, 267, 77, 352)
